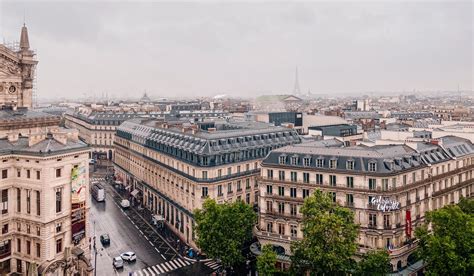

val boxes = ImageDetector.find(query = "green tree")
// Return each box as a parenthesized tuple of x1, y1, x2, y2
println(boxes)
(415, 203, 474, 276)
(194, 198, 257, 268)
(458, 196, 474, 214)
(355, 250, 391, 276)
(257, 244, 277, 276)
(290, 190, 359, 274)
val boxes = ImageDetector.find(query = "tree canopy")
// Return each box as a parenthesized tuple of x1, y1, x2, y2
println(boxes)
(355, 250, 391, 276)
(290, 190, 359, 274)
(415, 198, 474, 276)
(193, 198, 257, 268)
(257, 244, 277, 276)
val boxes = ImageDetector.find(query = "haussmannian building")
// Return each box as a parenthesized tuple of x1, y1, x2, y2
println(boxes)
(256, 136, 474, 271)
(113, 118, 301, 248)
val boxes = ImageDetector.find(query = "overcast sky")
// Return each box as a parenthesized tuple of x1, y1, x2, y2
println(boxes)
(0, 1, 472, 99)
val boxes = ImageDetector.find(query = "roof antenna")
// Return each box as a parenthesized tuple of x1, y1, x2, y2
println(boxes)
(23, 9, 26, 26)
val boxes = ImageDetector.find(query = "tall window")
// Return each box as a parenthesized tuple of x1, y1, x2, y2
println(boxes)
(267, 169, 273, 179)
(346, 194, 354, 206)
(329, 175, 337, 186)
(55, 189, 62, 213)
(278, 171, 285, 181)
(35, 191, 40, 216)
(278, 186, 284, 196)
(369, 178, 377, 190)
(227, 183, 233, 193)
(266, 185, 273, 195)
(382, 179, 389, 191)
(36, 243, 41, 258)
(1, 169, 7, 179)
(201, 187, 208, 198)
(1, 190, 7, 214)
(290, 225, 297, 237)
(346, 176, 354, 188)
(346, 160, 355, 170)
(16, 188, 21, 212)
(302, 189, 310, 199)
(266, 222, 273, 232)
(217, 185, 222, 196)
(278, 223, 285, 235)
(56, 239, 62, 254)
(303, 173, 310, 183)
(369, 162, 377, 172)
(383, 214, 391, 229)
(369, 214, 377, 228)
(26, 190, 31, 214)
(202, 171, 207, 179)
(278, 202, 285, 214)
(290, 187, 297, 198)
(290, 204, 297, 216)
(290, 172, 297, 182)
(26, 240, 31, 255)
(36, 171, 41, 180)
(266, 201, 273, 213)
(316, 174, 323, 184)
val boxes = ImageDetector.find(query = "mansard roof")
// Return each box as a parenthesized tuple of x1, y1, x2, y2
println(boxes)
(117, 118, 301, 155)
(263, 136, 474, 175)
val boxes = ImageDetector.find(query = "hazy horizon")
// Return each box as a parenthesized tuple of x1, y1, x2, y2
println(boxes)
(1, 1, 472, 100)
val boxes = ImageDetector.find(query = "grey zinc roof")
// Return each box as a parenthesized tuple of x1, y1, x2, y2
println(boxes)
(263, 136, 474, 175)
(117, 118, 301, 155)
(0, 108, 60, 121)
(0, 137, 88, 156)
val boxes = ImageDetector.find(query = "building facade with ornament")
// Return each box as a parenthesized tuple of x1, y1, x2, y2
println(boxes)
(0, 25, 92, 275)
(256, 137, 474, 272)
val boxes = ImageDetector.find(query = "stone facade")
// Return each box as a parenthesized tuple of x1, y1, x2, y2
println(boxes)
(256, 137, 474, 271)
(113, 118, 301, 248)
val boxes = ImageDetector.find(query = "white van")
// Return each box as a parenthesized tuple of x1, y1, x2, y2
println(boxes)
(91, 183, 106, 202)
(120, 199, 130, 209)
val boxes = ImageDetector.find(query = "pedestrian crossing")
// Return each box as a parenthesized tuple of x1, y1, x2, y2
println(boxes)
(133, 258, 192, 276)
(90, 177, 105, 182)
(203, 260, 221, 271)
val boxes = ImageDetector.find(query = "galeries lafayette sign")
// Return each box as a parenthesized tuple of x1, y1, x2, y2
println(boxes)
(370, 196, 400, 212)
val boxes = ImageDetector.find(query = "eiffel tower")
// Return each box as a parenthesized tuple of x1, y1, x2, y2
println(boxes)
(293, 67, 301, 95)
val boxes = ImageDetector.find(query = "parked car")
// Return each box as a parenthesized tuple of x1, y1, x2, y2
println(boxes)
(89, 159, 96, 165)
(120, 251, 136, 262)
(120, 199, 130, 209)
(100, 234, 110, 245)
(112, 256, 123, 269)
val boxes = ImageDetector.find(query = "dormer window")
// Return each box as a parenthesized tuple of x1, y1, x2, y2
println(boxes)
(329, 159, 337, 169)
(316, 159, 324, 168)
(346, 160, 354, 170)
(279, 156, 286, 165)
(369, 162, 377, 172)
(303, 157, 311, 167)
(291, 156, 298, 165)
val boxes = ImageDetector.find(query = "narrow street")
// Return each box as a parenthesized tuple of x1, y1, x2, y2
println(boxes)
(89, 168, 217, 275)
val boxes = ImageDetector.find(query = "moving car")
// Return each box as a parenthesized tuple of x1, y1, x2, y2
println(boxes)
(100, 234, 110, 246)
(120, 251, 136, 262)
(112, 256, 123, 269)
(120, 199, 130, 209)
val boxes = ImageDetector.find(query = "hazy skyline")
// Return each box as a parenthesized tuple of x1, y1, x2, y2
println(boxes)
(0, 1, 472, 99)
